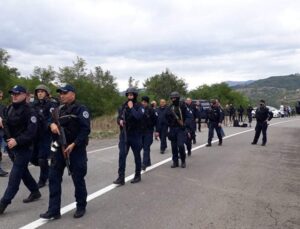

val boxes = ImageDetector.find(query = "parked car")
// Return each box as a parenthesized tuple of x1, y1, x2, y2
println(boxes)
(267, 106, 281, 118)
(252, 106, 281, 118)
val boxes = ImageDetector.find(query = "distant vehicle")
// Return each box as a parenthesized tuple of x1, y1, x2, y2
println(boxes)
(252, 106, 281, 118)
(267, 106, 281, 118)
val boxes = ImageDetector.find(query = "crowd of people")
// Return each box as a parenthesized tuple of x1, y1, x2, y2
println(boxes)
(0, 85, 277, 220)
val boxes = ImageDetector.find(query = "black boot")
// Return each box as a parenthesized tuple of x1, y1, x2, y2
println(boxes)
(0, 202, 8, 214)
(181, 162, 186, 168)
(218, 140, 222, 146)
(187, 150, 191, 156)
(40, 211, 61, 220)
(171, 162, 179, 168)
(206, 143, 212, 147)
(251, 141, 257, 145)
(131, 174, 141, 183)
(74, 208, 86, 218)
(113, 176, 125, 185)
(23, 191, 41, 203)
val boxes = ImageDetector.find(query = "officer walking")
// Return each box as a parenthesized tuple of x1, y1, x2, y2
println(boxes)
(206, 99, 223, 147)
(0, 85, 41, 215)
(251, 100, 273, 146)
(32, 84, 56, 188)
(140, 96, 157, 171)
(155, 99, 168, 154)
(40, 84, 90, 219)
(185, 98, 198, 145)
(164, 92, 191, 168)
(113, 87, 144, 185)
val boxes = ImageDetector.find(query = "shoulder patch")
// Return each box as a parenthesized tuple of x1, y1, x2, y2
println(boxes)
(31, 116, 37, 123)
(50, 107, 54, 113)
(141, 108, 145, 113)
(83, 111, 89, 119)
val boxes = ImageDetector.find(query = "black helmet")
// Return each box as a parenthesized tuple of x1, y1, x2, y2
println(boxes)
(170, 91, 180, 99)
(125, 87, 138, 96)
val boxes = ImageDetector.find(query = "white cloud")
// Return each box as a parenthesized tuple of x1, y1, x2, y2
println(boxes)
(1, 0, 300, 90)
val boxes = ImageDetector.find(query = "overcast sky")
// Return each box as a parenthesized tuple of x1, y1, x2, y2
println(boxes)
(1, 0, 300, 90)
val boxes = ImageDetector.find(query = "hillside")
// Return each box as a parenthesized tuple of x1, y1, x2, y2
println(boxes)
(232, 74, 300, 108)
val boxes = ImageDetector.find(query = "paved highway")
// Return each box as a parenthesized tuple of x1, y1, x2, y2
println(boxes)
(0, 117, 299, 229)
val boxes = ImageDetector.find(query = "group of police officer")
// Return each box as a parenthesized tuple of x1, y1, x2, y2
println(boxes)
(0, 84, 273, 220)
(0, 84, 90, 219)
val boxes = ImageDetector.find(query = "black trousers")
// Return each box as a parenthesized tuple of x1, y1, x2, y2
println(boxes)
(253, 121, 268, 144)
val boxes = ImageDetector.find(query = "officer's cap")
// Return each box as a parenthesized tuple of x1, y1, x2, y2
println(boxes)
(141, 96, 150, 103)
(8, 85, 27, 94)
(56, 84, 76, 93)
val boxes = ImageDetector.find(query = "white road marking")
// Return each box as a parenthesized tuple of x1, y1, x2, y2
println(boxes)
(19, 119, 298, 229)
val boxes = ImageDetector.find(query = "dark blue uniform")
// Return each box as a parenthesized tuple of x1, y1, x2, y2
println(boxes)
(47, 102, 90, 216)
(141, 106, 157, 168)
(116, 102, 144, 179)
(207, 106, 223, 146)
(32, 99, 56, 186)
(186, 103, 198, 144)
(156, 106, 168, 153)
(252, 106, 273, 145)
(0, 101, 39, 206)
(166, 103, 192, 167)
(184, 106, 196, 156)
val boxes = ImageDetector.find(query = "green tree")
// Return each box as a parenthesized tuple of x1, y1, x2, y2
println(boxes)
(188, 83, 250, 107)
(58, 56, 87, 82)
(31, 65, 56, 84)
(143, 69, 188, 101)
(128, 76, 139, 88)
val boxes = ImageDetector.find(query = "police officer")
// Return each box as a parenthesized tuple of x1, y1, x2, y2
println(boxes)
(238, 105, 244, 122)
(155, 99, 168, 154)
(185, 98, 198, 145)
(206, 99, 223, 147)
(251, 100, 273, 146)
(140, 96, 157, 171)
(0, 85, 41, 215)
(113, 87, 144, 185)
(40, 84, 90, 219)
(165, 92, 191, 168)
(32, 84, 56, 188)
(247, 105, 254, 127)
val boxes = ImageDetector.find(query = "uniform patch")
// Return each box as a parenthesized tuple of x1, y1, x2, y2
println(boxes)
(50, 107, 54, 113)
(31, 116, 37, 123)
(141, 108, 145, 113)
(83, 111, 89, 119)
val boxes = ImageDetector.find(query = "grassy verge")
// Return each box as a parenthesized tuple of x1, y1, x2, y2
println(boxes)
(91, 114, 119, 139)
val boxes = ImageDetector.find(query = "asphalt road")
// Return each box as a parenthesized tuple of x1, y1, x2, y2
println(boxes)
(0, 117, 300, 229)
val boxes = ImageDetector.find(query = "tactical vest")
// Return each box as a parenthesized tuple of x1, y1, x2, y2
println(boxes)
(58, 103, 81, 144)
(5, 103, 31, 140)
